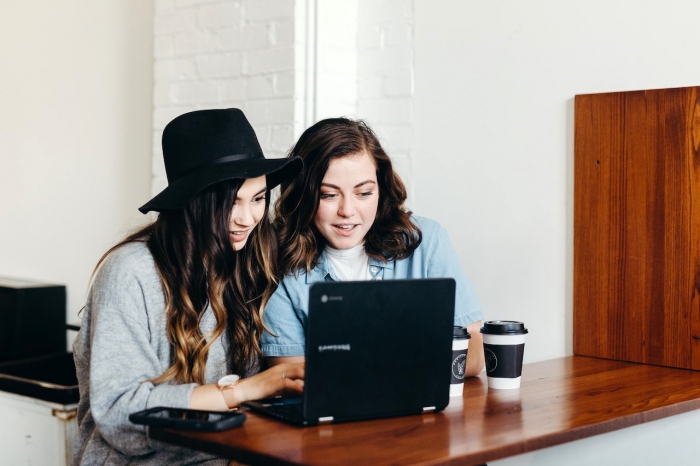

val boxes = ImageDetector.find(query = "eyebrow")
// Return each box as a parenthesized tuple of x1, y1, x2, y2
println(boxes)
(321, 180, 377, 190)
(237, 187, 267, 200)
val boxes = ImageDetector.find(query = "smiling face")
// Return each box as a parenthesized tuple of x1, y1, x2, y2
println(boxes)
(228, 175, 267, 251)
(313, 151, 379, 250)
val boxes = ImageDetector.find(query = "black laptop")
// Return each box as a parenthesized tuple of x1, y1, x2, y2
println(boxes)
(244, 278, 456, 426)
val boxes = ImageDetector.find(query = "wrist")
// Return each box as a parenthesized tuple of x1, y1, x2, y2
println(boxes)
(217, 374, 242, 409)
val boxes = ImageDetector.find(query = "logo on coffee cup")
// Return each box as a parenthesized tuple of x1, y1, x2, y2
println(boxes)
(452, 353, 467, 379)
(485, 348, 498, 373)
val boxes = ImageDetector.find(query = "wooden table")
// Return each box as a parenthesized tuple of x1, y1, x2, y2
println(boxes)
(150, 356, 700, 465)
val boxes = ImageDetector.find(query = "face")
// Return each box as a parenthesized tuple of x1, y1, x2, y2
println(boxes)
(314, 151, 379, 250)
(228, 175, 267, 251)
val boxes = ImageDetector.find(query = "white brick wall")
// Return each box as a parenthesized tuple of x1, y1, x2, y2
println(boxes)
(151, 0, 299, 197)
(357, 0, 415, 203)
(150, 0, 416, 204)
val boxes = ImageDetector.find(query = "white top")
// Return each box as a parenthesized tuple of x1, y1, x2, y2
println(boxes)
(325, 243, 371, 281)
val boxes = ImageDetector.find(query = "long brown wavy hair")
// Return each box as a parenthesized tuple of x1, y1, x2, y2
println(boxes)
(275, 117, 421, 275)
(92, 179, 276, 385)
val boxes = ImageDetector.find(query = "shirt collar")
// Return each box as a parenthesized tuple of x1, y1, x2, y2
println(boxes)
(305, 249, 395, 284)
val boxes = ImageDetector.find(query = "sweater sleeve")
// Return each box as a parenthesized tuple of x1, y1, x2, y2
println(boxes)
(83, 246, 196, 456)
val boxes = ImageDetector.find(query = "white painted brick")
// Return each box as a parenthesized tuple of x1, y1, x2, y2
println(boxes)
(358, 98, 412, 124)
(274, 72, 295, 97)
(382, 22, 412, 47)
(319, 0, 358, 21)
(271, 20, 295, 46)
(366, 0, 412, 23)
(357, 23, 381, 49)
(220, 77, 248, 101)
(154, 10, 197, 35)
(318, 73, 357, 102)
(358, 74, 383, 98)
(196, 53, 243, 78)
(152, 175, 169, 197)
(254, 125, 272, 148)
(244, 0, 295, 22)
(358, 45, 411, 72)
(248, 75, 275, 99)
(383, 68, 412, 97)
(245, 47, 294, 74)
(219, 24, 270, 51)
(318, 20, 357, 49)
(197, 3, 243, 29)
(375, 125, 413, 152)
(175, 0, 219, 7)
(171, 81, 220, 104)
(154, 106, 196, 130)
(318, 47, 356, 74)
(175, 30, 218, 55)
(271, 125, 294, 152)
(154, 58, 198, 82)
(153, 82, 173, 106)
(155, 0, 176, 13)
(152, 148, 167, 178)
(246, 99, 295, 125)
(155, 36, 175, 58)
(386, 152, 411, 177)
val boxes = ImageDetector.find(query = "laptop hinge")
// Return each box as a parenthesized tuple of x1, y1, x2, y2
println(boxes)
(422, 406, 436, 413)
(318, 416, 334, 424)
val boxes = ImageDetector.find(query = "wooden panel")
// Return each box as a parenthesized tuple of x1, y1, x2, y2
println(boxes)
(150, 357, 700, 465)
(574, 86, 700, 370)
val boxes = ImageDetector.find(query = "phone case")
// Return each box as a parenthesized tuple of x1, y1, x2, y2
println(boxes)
(129, 407, 246, 431)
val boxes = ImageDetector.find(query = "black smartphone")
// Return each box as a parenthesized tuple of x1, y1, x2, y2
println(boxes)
(129, 407, 246, 432)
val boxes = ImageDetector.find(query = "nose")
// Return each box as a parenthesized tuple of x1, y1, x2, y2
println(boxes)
(337, 196, 356, 218)
(232, 203, 254, 227)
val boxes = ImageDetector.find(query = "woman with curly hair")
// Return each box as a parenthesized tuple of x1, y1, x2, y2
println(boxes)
(261, 117, 484, 377)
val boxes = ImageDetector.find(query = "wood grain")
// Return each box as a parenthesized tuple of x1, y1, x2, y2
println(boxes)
(574, 86, 700, 369)
(150, 357, 700, 465)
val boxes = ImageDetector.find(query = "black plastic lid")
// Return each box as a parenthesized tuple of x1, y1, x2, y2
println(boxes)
(479, 320, 528, 335)
(453, 326, 471, 339)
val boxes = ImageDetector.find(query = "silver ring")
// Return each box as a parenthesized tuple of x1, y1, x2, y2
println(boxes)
(282, 370, 287, 379)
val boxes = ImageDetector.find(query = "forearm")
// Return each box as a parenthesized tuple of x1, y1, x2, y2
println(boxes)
(190, 384, 230, 411)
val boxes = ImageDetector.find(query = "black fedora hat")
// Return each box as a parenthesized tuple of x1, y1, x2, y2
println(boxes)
(139, 108, 302, 214)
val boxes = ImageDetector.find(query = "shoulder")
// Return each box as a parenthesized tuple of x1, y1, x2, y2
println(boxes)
(96, 241, 156, 282)
(89, 241, 161, 307)
(410, 215, 444, 240)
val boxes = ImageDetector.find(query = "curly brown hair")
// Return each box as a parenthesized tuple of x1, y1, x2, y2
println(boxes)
(274, 117, 421, 275)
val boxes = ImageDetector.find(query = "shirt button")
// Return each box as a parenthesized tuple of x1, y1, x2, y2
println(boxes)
(370, 267, 378, 273)
(375, 276, 382, 280)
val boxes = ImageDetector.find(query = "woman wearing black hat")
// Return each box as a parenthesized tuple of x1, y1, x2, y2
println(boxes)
(72, 109, 303, 465)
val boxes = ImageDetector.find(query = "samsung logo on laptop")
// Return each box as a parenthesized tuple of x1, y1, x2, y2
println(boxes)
(318, 344, 351, 352)
(320, 294, 343, 303)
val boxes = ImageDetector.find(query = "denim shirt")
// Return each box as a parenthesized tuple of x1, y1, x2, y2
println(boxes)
(261, 216, 484, 357)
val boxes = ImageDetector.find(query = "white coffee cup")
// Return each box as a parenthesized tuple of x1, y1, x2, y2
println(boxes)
(480, 321, 528, 389)
(450, 326, 471, 397)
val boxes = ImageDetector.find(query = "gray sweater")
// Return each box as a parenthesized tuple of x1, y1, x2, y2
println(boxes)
(73, 242, 230, 465)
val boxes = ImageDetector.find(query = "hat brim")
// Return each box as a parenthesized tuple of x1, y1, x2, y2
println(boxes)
(139, 156, 302, 214)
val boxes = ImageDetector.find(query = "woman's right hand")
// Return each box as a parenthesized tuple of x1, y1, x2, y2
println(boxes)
(224, 362, 305, 409)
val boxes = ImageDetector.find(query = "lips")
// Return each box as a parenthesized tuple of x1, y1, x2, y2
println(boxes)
(229, 229, 249, 242)
(332, 224, 358, 236)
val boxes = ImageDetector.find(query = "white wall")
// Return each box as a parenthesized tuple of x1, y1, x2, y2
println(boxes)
(0, 1, 153, 330)
(413, 0, 700, 363)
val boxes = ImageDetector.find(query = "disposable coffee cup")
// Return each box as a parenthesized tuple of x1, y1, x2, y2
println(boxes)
(450, 326, 471, 397)
(480, 320, 528, 389)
